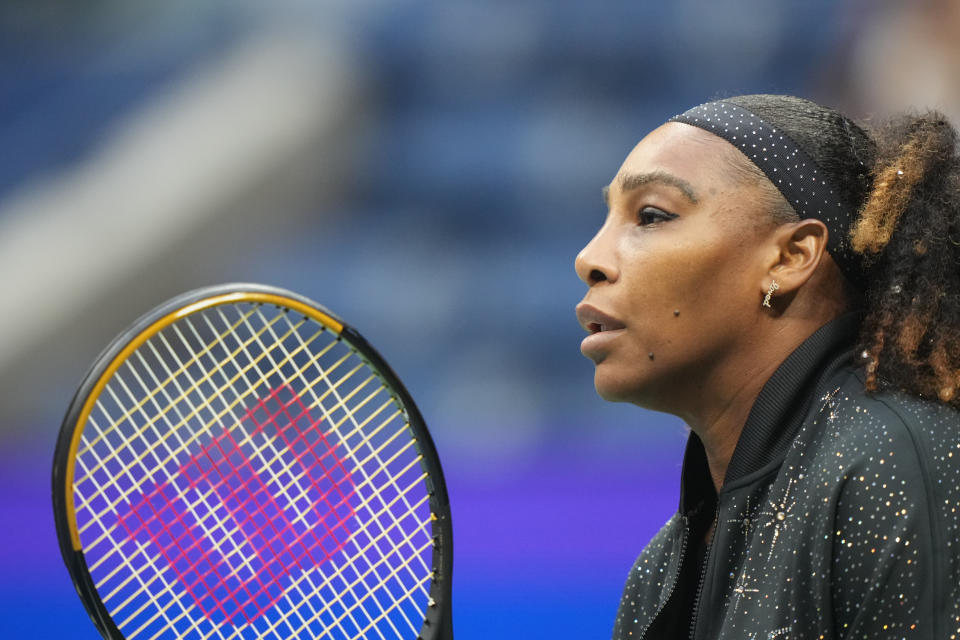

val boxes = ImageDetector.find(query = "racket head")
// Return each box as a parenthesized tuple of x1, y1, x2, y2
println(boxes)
(52, 283, 452, 640)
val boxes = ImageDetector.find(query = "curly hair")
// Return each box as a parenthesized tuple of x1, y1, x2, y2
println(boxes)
(724, 94, 960, 406)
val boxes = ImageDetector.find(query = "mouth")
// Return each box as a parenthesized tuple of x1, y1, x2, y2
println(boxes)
(586, 322, 616, 335)
(576, 303, 626, 335)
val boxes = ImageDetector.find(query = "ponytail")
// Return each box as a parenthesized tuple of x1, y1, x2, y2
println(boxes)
(852, 114, 960, 404)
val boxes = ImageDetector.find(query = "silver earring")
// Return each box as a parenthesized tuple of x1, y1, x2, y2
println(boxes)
(762, 280, 780, 308)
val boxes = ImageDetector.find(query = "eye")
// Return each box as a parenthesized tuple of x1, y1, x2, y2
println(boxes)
(637, 206, 678, 226)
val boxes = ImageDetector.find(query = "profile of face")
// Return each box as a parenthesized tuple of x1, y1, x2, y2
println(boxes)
(575, 123, 779, 413)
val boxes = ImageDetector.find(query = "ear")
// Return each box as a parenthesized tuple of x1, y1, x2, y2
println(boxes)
(762, 219, 829, 303)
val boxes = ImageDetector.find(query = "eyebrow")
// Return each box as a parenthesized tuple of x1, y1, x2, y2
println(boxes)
(602, 170, 699, 206)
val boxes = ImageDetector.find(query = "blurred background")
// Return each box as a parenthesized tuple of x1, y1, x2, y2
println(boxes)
(1, 0, 957, 637)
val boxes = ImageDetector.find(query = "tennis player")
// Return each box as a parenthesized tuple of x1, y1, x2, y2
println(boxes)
(576, 94, 960, 639)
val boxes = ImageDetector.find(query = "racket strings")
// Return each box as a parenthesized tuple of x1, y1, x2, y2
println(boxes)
(272, 308, 428, 562)
(93, 328, 382, 576)
(147, 491, 433, 640)
(84, 356, 398, 572)
(72, 302, 437, 640)
(84, 336, 358, 556)
(285, 522, 435, 640)
(87, 377, 259, 618)
(75, 306, 272, 462)
(162, 318, 358, 566)
(86, 382, 397, 579)
(74, 320, 326, 533)
(221, 485, 432, 640)
(145, 473, 431, 640)
(74, 441, 229, 640)
(201, 308, 416, 640)
(111, 445, 429, 640)
(75, 318, 339, 539)
(84, 404, 414, 640)
(79, 320, 339, 638)
(107, 354, 263, 574)
(102, 322, 432, 636)
(93, 312, 327, 499)
(74, 313, 325, 500)
(268, 308, 432, 582)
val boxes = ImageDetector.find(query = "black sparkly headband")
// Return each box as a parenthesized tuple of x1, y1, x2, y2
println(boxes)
(669, 101, 865, 288)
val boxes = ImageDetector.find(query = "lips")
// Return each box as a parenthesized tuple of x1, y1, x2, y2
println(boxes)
(576, 303, 626, 335)
(576, 303, 626, 361)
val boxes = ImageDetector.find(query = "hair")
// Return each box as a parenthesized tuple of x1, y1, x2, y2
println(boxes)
(724, 94, 960, 406)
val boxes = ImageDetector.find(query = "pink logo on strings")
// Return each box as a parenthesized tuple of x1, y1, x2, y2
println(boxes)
(118, 385, 356, 626)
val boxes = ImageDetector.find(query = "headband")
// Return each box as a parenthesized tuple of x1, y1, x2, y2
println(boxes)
(669, 101, 866, 289)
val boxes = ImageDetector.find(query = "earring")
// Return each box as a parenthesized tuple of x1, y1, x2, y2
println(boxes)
(762, 280, 780, 308)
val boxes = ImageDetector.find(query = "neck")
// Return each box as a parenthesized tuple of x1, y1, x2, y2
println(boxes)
(673, 315, 830, 492)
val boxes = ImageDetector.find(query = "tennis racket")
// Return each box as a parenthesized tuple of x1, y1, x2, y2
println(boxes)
(52, 283, 453, 640)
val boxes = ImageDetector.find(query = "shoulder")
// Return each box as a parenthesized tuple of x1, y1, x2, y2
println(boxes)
(795, 365, 960, 520)
(805, 365, 960, 480)
(796, 365, 960, 635)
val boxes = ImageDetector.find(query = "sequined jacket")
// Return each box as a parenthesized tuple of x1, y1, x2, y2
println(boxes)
(612, 315, 960, 640)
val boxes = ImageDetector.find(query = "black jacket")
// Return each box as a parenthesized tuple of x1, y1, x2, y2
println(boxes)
(612, 315, 960, 639)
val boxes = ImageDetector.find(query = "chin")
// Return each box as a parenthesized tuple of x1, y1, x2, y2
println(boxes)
(593, 366, 672, 411)
(593, 369, 646, 404)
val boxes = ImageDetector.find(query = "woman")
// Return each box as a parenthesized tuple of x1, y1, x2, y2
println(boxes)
(575, 94, 960, 639)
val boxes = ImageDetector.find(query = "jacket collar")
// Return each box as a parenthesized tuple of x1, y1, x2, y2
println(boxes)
(679, 313, 861, 513)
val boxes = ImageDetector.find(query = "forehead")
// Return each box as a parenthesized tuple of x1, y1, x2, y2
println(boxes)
(610, 122, 744, 196)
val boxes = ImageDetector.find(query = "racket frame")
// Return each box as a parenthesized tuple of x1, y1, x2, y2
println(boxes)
(52, 283, 453, 640)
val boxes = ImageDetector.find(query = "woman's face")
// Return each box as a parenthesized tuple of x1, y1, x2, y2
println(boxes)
(575, 122, 776, 411)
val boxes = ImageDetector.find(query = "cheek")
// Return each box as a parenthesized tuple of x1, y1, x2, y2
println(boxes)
(621, 240, 756, 354)
(621, 239, 737, 320)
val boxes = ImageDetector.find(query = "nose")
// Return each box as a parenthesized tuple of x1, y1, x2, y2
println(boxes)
(575, 223, 618, 285)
